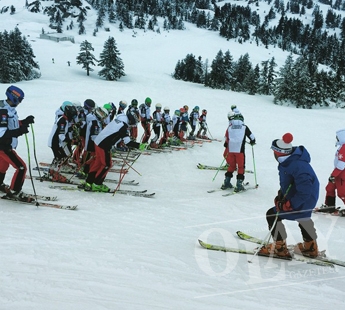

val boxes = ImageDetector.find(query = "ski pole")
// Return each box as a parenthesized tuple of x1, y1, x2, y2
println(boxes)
(251, 144, 258, 187)
(113, 149, 132, 195)
(207, 126, 214, 140)
(212, 156, 227, 181)
(24, 133, 39, 207)
(248, 184, 292, 263)
(30, 124, 42, 179)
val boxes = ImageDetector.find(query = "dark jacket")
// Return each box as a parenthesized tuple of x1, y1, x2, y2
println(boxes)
(274, 146, 319, 220)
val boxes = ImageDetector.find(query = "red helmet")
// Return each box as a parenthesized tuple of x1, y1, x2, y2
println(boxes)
(179, 107, 185, 113)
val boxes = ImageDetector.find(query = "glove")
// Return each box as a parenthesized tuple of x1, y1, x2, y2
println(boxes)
(275, 197, 292, 212)
(139, 143, 148, 150)
(224, 142, 228, 148)
(329, 176, 335, 183)
(21, 115, 35, 126)
(250, 139, 256, 146)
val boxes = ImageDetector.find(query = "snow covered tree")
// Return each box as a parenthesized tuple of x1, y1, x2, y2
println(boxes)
(98, 36, 125, 81)
(207, 50, 227, 89)
(273, 54, 295, 105)
(76, 40, 97, 76)
(0, 28, 40, 83)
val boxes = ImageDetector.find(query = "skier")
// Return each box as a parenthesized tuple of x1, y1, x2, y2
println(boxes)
(221, 111, 255, 192)
(320, 128, 345, 213)
(188, 106, 200, 140)
(196, 109, 208, 139)
(83, 114, 145, 192)
(78, 106, 109, 186)
(103, 102, 117, 125)
(139, 97, 152, 143)
(171, 109, 182, 145)
(259, 133, 320, 258)
(160, 106, 172, 146)
(126, 99, 140, 141)
(150, 103, 163, 148)
(48, 102, 78, 172)
(117, 100, 127, 115)
(179, 105, 189, 141)
(0, 85, 35, 200)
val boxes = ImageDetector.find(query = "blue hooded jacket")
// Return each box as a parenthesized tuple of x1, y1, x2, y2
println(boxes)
(274, 146, 319, 220)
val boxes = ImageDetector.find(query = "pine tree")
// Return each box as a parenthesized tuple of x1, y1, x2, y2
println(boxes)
(207, 50, 226, 89)
(98, 36, 125, 81)
(0, 28, 40, 83)
(76, 40, 97, 76)
(232, 53, 252, 92)
(273, 54, 295, 105)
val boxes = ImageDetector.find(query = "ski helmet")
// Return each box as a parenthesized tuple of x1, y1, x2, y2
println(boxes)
(131, 99, 138, 107)
(71, 100, 81, 107)
(179, 107, 185, 113)
(155, 103, 162, 109)
(193, 106, 199, 111)
(202, 109, 207, 115)
(174, 110, 181, 116)
(183, 105, 189, 111)
(231, 105, 237, 111)
(94, 106, 109, 121)
(119, 100, 127, 109)
(64, 105, 78, 121)
(61, 101, 73, 112)
(84, 99, 96, 111)
(103, 103, 112, 112)
(164, 106, 170, 112)
(6, 85, 24, 106)
(145, 97, 152, 105)
(227, 111, 235, 120)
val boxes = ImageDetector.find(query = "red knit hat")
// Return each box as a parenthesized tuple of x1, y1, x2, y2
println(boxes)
(271, 133, 293, 156)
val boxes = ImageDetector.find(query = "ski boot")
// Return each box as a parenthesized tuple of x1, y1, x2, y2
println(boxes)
(293, 239, 318, 258)
(234, 179, 245, 192)
(221, 176, 233, 190)
(258, 240, 292, 259)
(91, 183, 110, 193)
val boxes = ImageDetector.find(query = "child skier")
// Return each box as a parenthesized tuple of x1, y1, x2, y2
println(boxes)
(126, 99, 140, 141)
(139, 97, 152, 143)
(258, 133, 320, 258)
(0, 85, 34, 201)
(150, 103, 163, 148)
(197, 109, 208, 139)
(320, 128, 345, 213)
(188, 106, 199, 140)
(221, 111, 255, 192)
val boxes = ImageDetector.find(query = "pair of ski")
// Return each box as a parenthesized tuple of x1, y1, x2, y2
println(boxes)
(27, 173, 139, 186)
(313, 206, 345, 217)
(207, 182, 258, 196)
(197, 163, 254, 174)
(35, 163, 128, 174)
(1, 193, 77, 210)
(199, 231, 345, 268)
(49, 184, 155, 198)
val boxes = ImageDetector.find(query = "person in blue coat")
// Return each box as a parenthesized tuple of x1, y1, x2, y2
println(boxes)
(259, 133, 320, 258)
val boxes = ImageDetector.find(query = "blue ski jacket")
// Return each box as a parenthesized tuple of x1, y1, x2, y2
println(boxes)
(274, 146, 319, 220)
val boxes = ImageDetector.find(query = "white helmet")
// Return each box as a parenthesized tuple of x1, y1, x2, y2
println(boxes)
(94, 106, 109, 121)
(227, 111, 235, 120)
(156, 103, 162, 109)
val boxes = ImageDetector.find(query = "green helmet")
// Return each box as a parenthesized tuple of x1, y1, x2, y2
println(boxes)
(103, 103, 112, 112)
(145, 97, 152, 105)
